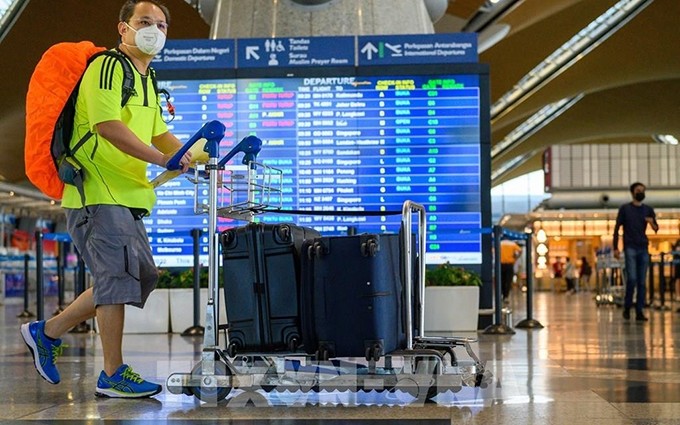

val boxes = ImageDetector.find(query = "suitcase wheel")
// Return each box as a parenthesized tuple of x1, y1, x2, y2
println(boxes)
(361, 239, 378, 257)
(307, 241, 325, 259)
(221, 229, 236, 247)
(227, 343, 238, 357)
(365, 343, 382, 362)
(287, 336, 300, 352)
(315, 347, 330, 361)
(275, 224, 292, 243)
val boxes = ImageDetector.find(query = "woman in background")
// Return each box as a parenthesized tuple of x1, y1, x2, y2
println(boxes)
(580, 256, 593, 292)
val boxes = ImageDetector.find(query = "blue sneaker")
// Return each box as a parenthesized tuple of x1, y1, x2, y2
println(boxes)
(95, 364, 162, 398)
(20, 320, 63, 384)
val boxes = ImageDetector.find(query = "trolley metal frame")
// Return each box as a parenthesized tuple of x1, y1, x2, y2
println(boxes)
(165, 122, 490, 404)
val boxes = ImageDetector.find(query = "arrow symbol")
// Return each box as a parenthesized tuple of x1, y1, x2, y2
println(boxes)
(385, 43, 402, 55)
(245, 46, 260, 60)
(361, 42, 378, 60)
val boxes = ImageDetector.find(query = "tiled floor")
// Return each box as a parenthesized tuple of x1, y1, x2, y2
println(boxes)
(2, 289, 680, 424)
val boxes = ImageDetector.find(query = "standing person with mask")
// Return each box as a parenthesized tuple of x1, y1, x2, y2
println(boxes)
(613, 182, 658, 322)
(21, 0, 191, 398)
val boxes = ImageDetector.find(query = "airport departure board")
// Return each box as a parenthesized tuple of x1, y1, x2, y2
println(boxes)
(146, 36, 490, 268)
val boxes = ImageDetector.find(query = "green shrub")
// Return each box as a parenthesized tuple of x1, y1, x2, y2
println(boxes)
(425, 262, 482, 287)
(156, 267, 210, 289)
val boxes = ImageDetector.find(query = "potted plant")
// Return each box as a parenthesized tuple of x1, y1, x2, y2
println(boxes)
(424, 262, 481, 333)
(167, 267, 228, 333)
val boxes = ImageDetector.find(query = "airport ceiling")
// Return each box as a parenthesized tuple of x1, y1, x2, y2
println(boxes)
(0, 0, 678, 218)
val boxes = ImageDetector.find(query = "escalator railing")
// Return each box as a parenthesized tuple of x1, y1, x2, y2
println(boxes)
(0, 0, 28, 44)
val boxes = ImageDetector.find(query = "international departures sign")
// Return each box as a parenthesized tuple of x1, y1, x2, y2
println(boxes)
(153, 33, 478, 70)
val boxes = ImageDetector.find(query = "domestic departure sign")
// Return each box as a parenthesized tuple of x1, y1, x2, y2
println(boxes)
(153, 39, 235, 70)
(237, 36, 355, 68)
(357, 34, 477, 66)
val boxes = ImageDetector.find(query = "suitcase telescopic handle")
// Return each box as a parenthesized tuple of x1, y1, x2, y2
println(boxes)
(401, 200, 426, 350)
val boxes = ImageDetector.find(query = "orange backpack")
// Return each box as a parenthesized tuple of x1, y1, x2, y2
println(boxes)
(25, 41, 135, 200)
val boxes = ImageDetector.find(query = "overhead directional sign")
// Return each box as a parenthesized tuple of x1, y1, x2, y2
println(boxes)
(153, 39, 235, 70)
(357, 33, 477, 66)
(237, 36, 355, 68)
(154, 34, 478, 72)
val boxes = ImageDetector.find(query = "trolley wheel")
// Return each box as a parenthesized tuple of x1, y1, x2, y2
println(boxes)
(475, 370, 493, 388)
(189, 360, 232, 403)
(392, 377, 437, 402)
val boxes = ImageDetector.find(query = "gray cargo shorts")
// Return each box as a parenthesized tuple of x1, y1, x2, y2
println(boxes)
(65, 204, 158, 308)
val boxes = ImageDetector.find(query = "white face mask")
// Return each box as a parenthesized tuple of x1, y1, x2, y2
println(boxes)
(125, 22, 166, 56)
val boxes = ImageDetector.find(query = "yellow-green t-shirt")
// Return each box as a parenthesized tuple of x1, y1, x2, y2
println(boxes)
(61, 50, 167, 212)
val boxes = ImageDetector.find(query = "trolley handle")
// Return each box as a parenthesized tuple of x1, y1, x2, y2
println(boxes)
(401, 200, 426, 350)
(166, 120, 226, 171)
(217, 135, 263, 168)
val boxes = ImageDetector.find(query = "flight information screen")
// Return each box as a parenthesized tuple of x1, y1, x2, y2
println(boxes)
(147, 72, 485, 267)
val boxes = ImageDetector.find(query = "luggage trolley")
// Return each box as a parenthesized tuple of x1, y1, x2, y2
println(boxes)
(165, 121, 491, 404)
(595, 251, 624, 307)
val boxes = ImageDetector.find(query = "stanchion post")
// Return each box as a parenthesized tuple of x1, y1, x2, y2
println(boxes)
(54, 241, 66, 315)
(657, 252, 669, 310)
(647, 260, 655, 308)
(17, 253, 35, 318)
(70, 249, 91, 333)
(516, 231, 544, 329)
(76, 252, 85, 297)
(671, 253, 677, 305)
(35, 231, 44, 322)
(182, 228, 205, 336)
(483, 225, 515, 335)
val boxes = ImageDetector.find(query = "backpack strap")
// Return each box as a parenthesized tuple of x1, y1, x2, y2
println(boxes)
(149, 66, 158, 97)
(111, 49, 136, 107)
(149, 67, 175, 121)
(63, 50, 136, 209)
(70, 51, 135, 152)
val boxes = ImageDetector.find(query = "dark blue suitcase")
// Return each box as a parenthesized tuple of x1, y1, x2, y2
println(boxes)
(300, 233, 407, 360)
(221, 223, 320, 354)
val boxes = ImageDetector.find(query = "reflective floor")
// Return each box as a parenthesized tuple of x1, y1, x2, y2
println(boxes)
(2, 290, 680, 424)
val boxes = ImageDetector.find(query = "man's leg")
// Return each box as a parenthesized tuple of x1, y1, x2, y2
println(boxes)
(94, 301, 161, 398)
(623, 248, 638, 318)
(96, 304, 125, 377)
(44, 287, 96, 338)
(636, 250, 649, 316)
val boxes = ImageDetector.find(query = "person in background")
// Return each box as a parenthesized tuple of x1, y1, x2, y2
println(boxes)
(613, 182, 658, 322)
(500, 239, 522, 302)
(564, 257, 577, 293)
(579, 256, 593, 292)
(552, 256, 564, 292)
(20, 0, 191, 398)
